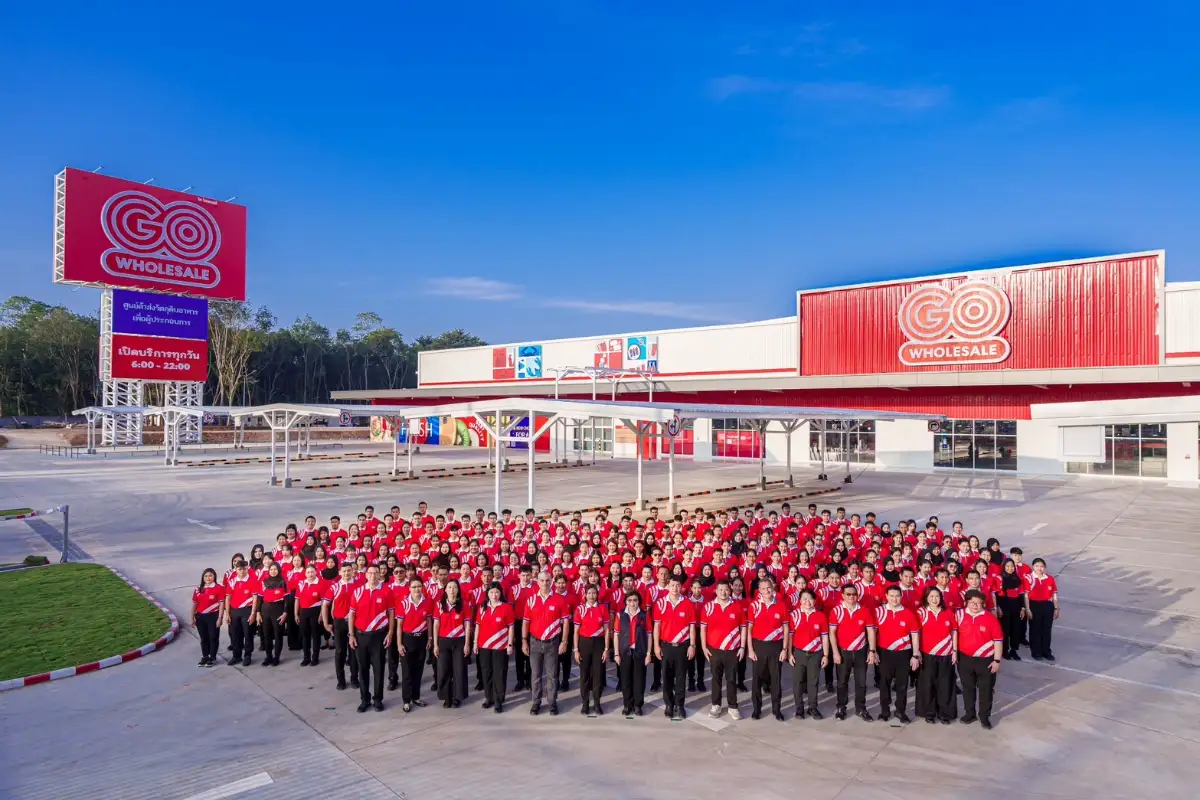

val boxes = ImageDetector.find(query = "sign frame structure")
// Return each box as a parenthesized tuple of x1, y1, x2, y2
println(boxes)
(54, 168, 248, 301)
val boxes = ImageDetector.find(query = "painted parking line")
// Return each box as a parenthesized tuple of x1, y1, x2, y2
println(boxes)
(643, 697, 734, 732)
(1031, 661, 1200, 700)
(180, 772, 273, 800)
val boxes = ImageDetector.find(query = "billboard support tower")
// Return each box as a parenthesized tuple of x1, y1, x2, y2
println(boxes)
(98, 290, 144, 446)
(164, 381, 204, 444)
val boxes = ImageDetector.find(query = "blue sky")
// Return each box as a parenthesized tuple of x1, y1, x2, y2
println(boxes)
(2, 2, 1198, 343)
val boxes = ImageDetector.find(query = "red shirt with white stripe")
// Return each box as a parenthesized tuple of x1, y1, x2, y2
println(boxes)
(523, 592, 571, 640)
(260, 583, 288, 604)
(955, 608, 1003, 658)
(1025, 573, 1058, 602)
(193, 584, 226, 615)
(747, 598, 789, 642)
(918, 607, 956, 656)
(829, 603, 874, 651)
(476, 602, 515, 649)
(875, 605, 918, 651)
(436, 601, 472, 639)
(789, 609, 828, 653)
(654, 596, 697, 645)
(226, 574, 260, 610)
(701, 599, 746, 651)
(574, 602, 609, 639)
(326, 579, 356, 620)
(351, 585, 393, 633)
(296, 578, 328, 610)
(396, 596, 435, 634)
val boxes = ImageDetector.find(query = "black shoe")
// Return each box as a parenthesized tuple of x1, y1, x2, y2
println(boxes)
(356, 702, 369, 713)
(530, 704, 541, 716)
(665, 705, 673, 718)
(1032, 655, 1044, 661)
(1045, 654, 1056, 663)
(940, 717, 953, 725)
(773, 711, 785, 721)
(835, 708, 847, 720)
(635, 705, 644, 716)
(351, 680, 360, 689)
(878, 711, 891, 722)
(961, 713, 977, 724)
(925, 715, 936, 724)
(825, 683, 834, 694)
(697, 682, 706, 692)
(980, 717, 993, 730)
(227, 645, 234, 652)
(514, 682, 525, 692)
(311, 658, 319, 667)
(751, 709, 762, 720)
(688, 679, 696, 692)
(242, 658, 252, 667)
(738, 682, 749, 692)
(451, 699, 461, 708)
(795, 707, 806, 720)
(495, 703, 503, 713)
(387, 679, 398, 691)
(549, 704, 559, 716)
(374, 701, 384, 712)
(443, 699, 452, 708)
(483, 700, 494, 709)
(672, 708, 683, 722)
(336, 681, 347, 691)
(897, 712, 911, 724)
(858, 710, 873, 722)
(475, 681, 484, 691)
(300, 658, 311, 667)
(430, 682, 438, 692)
(412, 699, 427, 707)
(581, 704, 589, 715)
(1010, 652, 1022, 662)
(809, 708, 823, 720)
(651, 681, 662, 692)
(198, 659, 208, 667)
(594, 705, 603, 716)
(622, 707, 632, 716)
(403, 703, 412, 713)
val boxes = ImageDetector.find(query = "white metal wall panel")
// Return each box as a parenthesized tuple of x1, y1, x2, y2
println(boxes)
(1165, 282, 1200, 358)
(417, 318, 797, 387)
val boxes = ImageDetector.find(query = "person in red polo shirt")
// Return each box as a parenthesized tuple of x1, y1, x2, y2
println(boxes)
(508, 565, 537, 692)
(224, 559, 260, 667)
(192, 567, 225, 668)
(395, 577, 435, 712)
(322, 562, 361, 691)
(294, 564, 328, 667)
(348, 564, 395, 713)
(433, 579, 473, 708)
(829, 583, 876, 721)
(475, 581, 515, 713)
(1024, 558, 1059, 662)
(916, 585, 957, 724)
(875, 585, 920, 723)
(788, 588, 829, 720)
(573, 583, 610, 716)
(956, 589, 1003, 729)
(701, 579, 747, 720)
(747, 579, 789, 721)
(257, 563, 289, 667)
(522, 570, 571, 716)
(654, 576, 697, 721)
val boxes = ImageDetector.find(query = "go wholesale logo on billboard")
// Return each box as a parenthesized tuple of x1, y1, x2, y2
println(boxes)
(101, 191, 222, 290)
(897, 281, 1012, 367)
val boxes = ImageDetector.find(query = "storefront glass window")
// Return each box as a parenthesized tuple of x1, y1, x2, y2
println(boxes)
(1066, 423, 1168, 478)
(809, 420, 876, 464)
(934, 419, 1018, 471)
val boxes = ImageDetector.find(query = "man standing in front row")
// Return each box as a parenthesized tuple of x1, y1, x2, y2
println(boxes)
(957, 589, 1003, 730)
(347, 564, 394, 713)
(875, 585, 920, 723)
(523, 570, 570, 716)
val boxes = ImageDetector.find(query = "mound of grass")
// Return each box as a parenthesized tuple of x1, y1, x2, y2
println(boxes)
(0, 564, 171, 681)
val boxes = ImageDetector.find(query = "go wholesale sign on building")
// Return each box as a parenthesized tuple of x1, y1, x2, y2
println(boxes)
(797, 253, 1164, 376)
(54, 168, 247, 301)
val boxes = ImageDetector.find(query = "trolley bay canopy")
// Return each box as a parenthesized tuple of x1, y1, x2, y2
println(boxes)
(73, 398, 946, 512)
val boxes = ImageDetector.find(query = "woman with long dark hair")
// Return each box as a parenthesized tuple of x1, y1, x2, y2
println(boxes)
(433, 579, 472, 708)
(295, 564, 327, 666)
(916, 586, 957, 724)
(249, 544, 266, 570)
(258, 563, 288, 666)
(192, 568, 225, 667)
(996, 560, 1026, 660)
(475, 581, 514, 712)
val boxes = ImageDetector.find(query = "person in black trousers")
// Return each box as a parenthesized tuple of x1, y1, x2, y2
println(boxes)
(1025, 558, 1059, 662)
(615, 591, 652, 716)
(654, 577, 696, 721)
(686, 581, 708, 693)
(294, 565, 326, 667)
(225, 560, 259, 666)
(573, 584, 610, 715)
(285, 553, 305, 651)
(433, 580, 472, 708)
(915, 587, 957, 724)
(996, 560, 1026, 660)
(397, 579, 433, 712)
(510, 567, 535, 691)
(475, 582, 514, 713)
(191, 568, 224, 668)
(258, 564, 288, 666)
(830, 584, 876, 721)
(957, 590, 1003, 729)
(748, 583, 788, 721)
(554, 574, 574, 691)
(323, 563, 361, 690)
(349, 565, 393, 713)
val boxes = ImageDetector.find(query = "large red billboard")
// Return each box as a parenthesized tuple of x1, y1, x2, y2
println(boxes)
(109, 333, 209, 382)
(799, 253, 1163, 376)
(55, 168, 247, 301)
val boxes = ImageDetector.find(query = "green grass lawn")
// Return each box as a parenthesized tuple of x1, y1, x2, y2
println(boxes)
(0, 508, 34, 517)
(0, 563, 171, 681)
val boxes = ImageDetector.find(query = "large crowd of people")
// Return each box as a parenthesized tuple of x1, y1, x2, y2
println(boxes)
(193, 501, 1060, 730)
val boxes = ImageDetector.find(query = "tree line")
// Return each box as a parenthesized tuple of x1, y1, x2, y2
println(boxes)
(0, 296, 485, 416)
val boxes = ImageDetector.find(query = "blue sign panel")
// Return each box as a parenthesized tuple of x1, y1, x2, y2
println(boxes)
(111, 288, 208, 341)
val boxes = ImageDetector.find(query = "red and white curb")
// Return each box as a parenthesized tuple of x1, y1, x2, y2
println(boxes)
(0, 566, 179, 692)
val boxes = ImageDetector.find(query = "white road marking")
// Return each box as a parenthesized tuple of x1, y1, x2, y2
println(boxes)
(644, 698, 733, 732)
(1025, 522, 1048, 536)
(1032, 661, 1200, 700)
(1055, 625, 1200, 655)
(180, 772, 273, 800)
(186, 518, 221, 531)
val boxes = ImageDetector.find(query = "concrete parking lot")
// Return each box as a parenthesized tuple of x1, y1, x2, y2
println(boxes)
(1, 445, 1198, 799)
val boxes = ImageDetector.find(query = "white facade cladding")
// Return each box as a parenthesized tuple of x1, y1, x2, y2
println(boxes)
(1166, 281, 1200, 363)
(417, 317, 797, 388)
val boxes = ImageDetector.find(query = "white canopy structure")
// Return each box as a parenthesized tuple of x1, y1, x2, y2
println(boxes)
(77, 398, 944, 513)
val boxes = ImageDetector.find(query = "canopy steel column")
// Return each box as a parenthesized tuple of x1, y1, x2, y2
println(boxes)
(843, 421, 857, 484)
(816, 419, 828, 481)
(392, 417, 400, 476)
(269, 416, 278, 485)
(622, 419, 653, 510)
(407, 420, 414, 477)
(780, 420, 801, 488)
(527, 408, 536, 509)
(493, 414, 503, 512)
(668, 433, 676, 516)
(282, 417, 291, 487)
